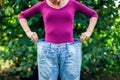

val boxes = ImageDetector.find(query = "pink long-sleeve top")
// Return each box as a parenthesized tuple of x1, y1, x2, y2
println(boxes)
(18, 0, 98, 44)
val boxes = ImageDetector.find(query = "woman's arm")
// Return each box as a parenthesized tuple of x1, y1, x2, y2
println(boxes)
(19, 18, 38, 42)
(80, 17, 98, 42)
(18, 2, 42, 42)
(87, 17, 98, 32)
(73, 1, 98, 41)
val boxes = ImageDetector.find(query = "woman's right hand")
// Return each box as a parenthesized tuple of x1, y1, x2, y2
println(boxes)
(26, 31, 38, 42)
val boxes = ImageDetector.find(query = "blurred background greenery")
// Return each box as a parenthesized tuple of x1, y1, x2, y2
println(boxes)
(0, 0, 120, 80)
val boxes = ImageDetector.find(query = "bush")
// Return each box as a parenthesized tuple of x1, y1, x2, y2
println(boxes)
(0, 0, 120, 80)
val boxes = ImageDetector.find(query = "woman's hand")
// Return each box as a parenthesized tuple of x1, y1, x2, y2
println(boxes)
(80, 31, 93, 42)
(26, 31, 38, 42)
(80, 17, 98, 42)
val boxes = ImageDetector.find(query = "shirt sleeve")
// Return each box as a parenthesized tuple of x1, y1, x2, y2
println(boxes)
(74, 1, 98, 18)
(18, 2, 42, 20)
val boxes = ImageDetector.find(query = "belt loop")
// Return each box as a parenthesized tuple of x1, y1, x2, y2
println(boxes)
(66, 43, 68, 51)
(49, 43, 51, 49)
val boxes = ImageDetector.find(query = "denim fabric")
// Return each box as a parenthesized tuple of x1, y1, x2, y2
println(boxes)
(37, 38, 82, 80)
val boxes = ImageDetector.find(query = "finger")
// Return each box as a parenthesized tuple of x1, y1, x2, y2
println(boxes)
(85, 36, 89, 40)
(82, 35, 87, 41)
(29, 33, 38, 42)
(32, 35, 37, 42)
(31, 35, 35, 42)
(33, 32, 38, 42)
(81, 34, 89, 41)
(80, 33, 85, 41)
(30, 33, 36, 42)
(80, 35, 83, 41)
(30, 36, 34, 41)
(33, 32, 39, 42)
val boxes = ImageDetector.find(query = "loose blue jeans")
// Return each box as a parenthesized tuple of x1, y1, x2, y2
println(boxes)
(37, 38, 82, 80)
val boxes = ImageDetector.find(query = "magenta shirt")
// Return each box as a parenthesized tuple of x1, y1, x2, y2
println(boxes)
(18, 0, 98, 44)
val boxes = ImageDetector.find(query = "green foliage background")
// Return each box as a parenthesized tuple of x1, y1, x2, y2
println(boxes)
(0, 0, 120, 80)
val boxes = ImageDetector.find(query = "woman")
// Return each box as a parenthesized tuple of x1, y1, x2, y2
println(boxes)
(18, 0, 98, 80)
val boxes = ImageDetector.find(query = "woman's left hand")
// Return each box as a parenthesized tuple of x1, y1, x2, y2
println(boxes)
(80, 31, 93, 42)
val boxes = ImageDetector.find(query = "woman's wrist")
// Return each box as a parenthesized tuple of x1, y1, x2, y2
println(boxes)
(86, 29, 93, 33)
(24, 29, 31, 33)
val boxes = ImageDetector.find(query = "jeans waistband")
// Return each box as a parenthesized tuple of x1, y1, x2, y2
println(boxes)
(38, 38, 81, 44)
(37, 38, 81, 48)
